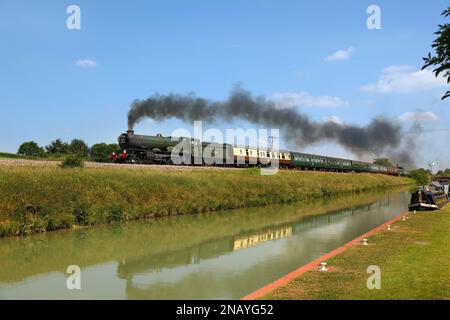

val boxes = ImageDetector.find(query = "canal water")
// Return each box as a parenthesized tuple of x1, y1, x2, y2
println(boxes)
(0, 189, 410, 300)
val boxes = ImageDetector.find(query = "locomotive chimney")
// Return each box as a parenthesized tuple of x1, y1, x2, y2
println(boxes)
(127, 129, 134, 135)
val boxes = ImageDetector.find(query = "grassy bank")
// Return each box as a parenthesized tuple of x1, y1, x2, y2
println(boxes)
(0, 165, 412, 237)
(263, 206, 450, 300)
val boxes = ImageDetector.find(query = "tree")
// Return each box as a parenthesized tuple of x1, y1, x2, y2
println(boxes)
(69, 139, 89, 156)
(17, 141, 44, 156)
(45, 139, 69, 154)
(436, 168, 450, 176)
(423, 7, 450, 100)
(373, 158, 393, 167)
(90, 143, 119, 162)
(409, 168, 431, 185)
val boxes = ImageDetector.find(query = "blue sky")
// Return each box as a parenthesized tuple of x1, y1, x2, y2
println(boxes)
(1, 0, 449, 169)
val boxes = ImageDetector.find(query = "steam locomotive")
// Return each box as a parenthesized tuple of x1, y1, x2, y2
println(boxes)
(110, 130, 401, 175)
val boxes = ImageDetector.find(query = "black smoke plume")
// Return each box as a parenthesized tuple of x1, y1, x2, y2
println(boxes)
(128, 86, 405, 158)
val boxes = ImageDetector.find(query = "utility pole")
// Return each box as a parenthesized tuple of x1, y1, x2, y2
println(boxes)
(427, 161, 435, 174)
(268, 136, 278, 150)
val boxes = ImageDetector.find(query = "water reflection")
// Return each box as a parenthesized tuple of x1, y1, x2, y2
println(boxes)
(0, 189, 409, 299)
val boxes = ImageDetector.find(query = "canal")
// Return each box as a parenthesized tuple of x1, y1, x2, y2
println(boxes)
(0, 189, 410, 299)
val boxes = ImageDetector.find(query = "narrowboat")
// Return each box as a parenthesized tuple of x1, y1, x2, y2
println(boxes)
(408, 182, 449, 211)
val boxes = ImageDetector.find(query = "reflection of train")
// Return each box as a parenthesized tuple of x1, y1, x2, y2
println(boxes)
(115, 198, 388, 299)
(117, 199, 385, 282)
(110, 130, 401, 175)
(233, 227, 292, 250)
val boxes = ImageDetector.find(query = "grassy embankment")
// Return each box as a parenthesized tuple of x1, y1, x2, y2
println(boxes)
(0, 165, 413, 237)
(263, 205, 450, 300)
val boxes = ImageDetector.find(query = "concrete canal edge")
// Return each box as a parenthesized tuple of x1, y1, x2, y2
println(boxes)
(241, 210, 410, 300)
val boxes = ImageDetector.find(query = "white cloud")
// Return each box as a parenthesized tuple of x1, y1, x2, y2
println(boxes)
(361, 65, 446, 93)
(75, 58, 97, 68)
(381, 65, 415, 74)
(270, 91, 349, 108)
(324, 47, 354, 62)
(322, 115, 344, 125)
(399, 111, 437, 122)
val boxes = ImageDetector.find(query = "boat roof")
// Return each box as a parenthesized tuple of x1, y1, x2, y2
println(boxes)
(431, 181, 444, 189)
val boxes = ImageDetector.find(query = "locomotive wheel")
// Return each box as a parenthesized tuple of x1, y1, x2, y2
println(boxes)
(127, 154, 140, 164)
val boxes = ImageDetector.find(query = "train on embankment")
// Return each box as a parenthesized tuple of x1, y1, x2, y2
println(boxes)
(110, 130, 403, 176)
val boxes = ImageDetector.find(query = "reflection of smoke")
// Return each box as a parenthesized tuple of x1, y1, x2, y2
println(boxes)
(128, 86, 408, 161)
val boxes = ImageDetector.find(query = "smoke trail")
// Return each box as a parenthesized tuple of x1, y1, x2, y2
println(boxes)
(128, 86, 404, 157)
(388, 122, 421, 168)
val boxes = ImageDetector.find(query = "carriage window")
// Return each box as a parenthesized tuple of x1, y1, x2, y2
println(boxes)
(246, 149, 249, 156)
(239, 149, 242, 155)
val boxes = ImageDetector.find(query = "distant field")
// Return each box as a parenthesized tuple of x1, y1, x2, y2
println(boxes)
(0, 152, 30, 160)
(0, 152, 62, 161)
(0, 164, 413, 237)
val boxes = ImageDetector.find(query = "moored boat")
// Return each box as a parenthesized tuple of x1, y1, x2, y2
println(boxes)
(408, 182, 449, 211)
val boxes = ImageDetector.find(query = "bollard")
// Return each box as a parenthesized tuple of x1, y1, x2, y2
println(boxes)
(413, 210, 417, 215)
(363, 238, 368, 246)
(387, 224, 391, 231)
(402, 216, 406, 221)
(319, 262, 328, 272)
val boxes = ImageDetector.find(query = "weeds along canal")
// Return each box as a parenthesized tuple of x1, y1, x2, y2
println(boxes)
(0, 188, 411, 299)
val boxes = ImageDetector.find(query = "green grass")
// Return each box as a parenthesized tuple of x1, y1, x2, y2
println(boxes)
(0, 165, 413, 237)
(263, 206, 450, 300)
(0, 152, 31, 160)
(0, 152, 64, 161)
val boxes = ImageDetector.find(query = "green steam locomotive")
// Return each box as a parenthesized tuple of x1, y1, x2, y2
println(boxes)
(111, 130, 400, 175)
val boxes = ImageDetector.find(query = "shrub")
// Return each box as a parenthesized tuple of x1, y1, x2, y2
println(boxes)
(409, 168, 430, 185)
(107, 206, 124, 223)
(60, 154, 85, 169)
(74, 205, 91, 226)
